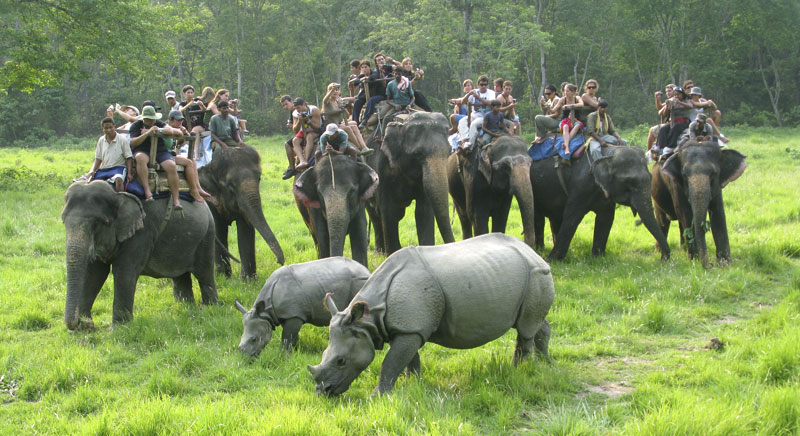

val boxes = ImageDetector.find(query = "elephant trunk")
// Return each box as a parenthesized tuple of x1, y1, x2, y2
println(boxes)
(423, 157, 455, 244)
(632, 194, 670, 260)
(688, 174, 712, 268)
(238, 179, 285, 265)
(511, 163, 536, 249)
(64, 225, 91, 330)
(324, 191, 349, 258)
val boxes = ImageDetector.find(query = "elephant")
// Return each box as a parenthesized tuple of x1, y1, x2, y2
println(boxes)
(447, 136, 536, 248)
(364, 111, 456, 254)
(292, 154, 379, 267)
(61, 180, 218, 330)
(651, 141, 746, 267)
(530, 145, 670, 261)
(198, 145, 284, 279)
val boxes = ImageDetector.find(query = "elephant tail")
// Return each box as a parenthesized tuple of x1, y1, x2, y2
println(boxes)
(215, 236, 241, 264)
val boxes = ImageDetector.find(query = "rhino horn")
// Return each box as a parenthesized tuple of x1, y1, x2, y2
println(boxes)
(307, 364, 319, 378)
(324, 293, 339, 315)
(234, 299, 247, 315)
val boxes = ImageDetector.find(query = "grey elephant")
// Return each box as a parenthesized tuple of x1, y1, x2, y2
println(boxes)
(235, 257, 370, 356)
(530, 146, 670, 261)
(308, 233, 554, 396)
(62, 181, 217, 330)
(198, 145, 284, 279)
(448, 136, 535, 248)
(651, 141, 746, 267)
(365, 111, 456, 254)
(292, 155, 379, 267)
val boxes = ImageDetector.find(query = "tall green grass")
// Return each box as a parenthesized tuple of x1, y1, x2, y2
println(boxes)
(0, 127, 798, 434)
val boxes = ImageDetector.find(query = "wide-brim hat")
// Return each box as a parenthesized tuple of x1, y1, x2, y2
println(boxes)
(138, 105, 162, 120)
(689, 87, 703, 96)
(120, 105, 139, 116)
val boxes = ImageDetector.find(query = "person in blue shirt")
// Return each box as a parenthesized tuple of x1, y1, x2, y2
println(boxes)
(317, 123, 358, 161)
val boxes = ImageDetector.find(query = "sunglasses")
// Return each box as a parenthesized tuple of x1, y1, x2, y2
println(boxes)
(545, 92, 553, 95)
(587, 86, 597, 89)
(478, 82, 488, 86)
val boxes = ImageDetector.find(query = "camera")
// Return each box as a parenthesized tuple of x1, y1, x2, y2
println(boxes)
(300, 111, 309, 118)
(231, 98, 239, 105)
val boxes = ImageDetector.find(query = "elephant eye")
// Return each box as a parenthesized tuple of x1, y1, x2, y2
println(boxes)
(336, 357, 346, 366)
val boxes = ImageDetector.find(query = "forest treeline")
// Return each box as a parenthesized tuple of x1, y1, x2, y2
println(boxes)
(1, 0, 798, 144)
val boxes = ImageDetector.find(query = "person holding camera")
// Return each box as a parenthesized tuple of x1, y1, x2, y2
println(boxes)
(456, 75, 496, 150)
(291, 97, 323, 171)
(179, 85, 207, 134)
(497, 80, 519, 136)
(401, 57, 431, 112)
(358, 52, 398, 130)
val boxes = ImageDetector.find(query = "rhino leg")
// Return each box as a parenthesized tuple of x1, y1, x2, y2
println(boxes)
(404, 352, 421, 377)
(514, 319, 551, 365)
(377, 334, 423, 394)
(513, 333, 535, 366)
(533, 319, 551, 363)
(280, 317, 304, 351)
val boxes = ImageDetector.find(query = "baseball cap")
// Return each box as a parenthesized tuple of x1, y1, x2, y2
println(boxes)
(326, 123, 338, 134)
(165, 90, 176, 99)
(142, 100, 162, 111)
(168, 110, 184, 120)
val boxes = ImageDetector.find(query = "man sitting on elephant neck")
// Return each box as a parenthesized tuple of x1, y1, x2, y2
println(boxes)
(317, 123, 357, 162)
(586, 99, 626, 162)
(81, 117, 134, 192)
(480, 100, 511, 146)
(209, 100, 245, 149)
(292, 98, 323, 171)
(377, 69, 415, 141)
(678, 112, 715, 148)
(129, 105, 183, 208)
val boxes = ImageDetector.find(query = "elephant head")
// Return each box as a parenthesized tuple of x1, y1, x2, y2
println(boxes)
(381, 112, 456, 245)
(199, 145, 284, 265)
(661, 141, 746, 266)
(61, 181, 145, 330)
(292, 155, 379, 259)
(591, 146, 671, 260)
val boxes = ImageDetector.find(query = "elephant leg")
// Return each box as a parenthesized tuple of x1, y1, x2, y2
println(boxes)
(548, 201, 589, 261)
(79, 261, 110, 326)
(214, 217, 232, 277)
(491, 196, 512, 234)
(381, 201, 405, 254)
(415, 198, 435, 246)
(194, 229, 218, 305)
(366, 203, 385, 254)
(348, 212, 369, 267)
(377, 334, 423, 394)
(709, 195, 731, 263)
(591, 208, 615, 256)
(237, 220, 257, 280)
(172, 272, 195, 302)
(281, 317, 304, 351)
(111, 267, 140, 324)
(473, 202, 491, 236)
(533, 210, 546, 251)
(654, 204, 671, 241)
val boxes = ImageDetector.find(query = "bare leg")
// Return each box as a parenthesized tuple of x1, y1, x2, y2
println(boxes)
(561, 124, 571, 154)
(707, 119, 729, 143)
(712, 109, 722, 126)
(304, 133, 317, 162)
(647, 125, 658, 151)
(345, 121, 367, 150)
(175, 156, 208, 202)
(114, 177, 124, 192)
(284, 139, 296, 169)
(134, 153, 153, 199)
(449, 114, 458, 134)
(292, 136, 308, 169)
(160, 159, 181, 207)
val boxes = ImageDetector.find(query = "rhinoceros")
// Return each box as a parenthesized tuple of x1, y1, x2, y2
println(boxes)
(308, 233, 554, 395)
(235, 257, 370, 356)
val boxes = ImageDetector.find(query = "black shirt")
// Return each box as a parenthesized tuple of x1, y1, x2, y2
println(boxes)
(129, 120, 168, 154)
(368, 68, 387, 98)
(180, 100, 206, 128)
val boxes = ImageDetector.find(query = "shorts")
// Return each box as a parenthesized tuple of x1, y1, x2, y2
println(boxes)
(456, 114, 467, 123)
(513, 114, 520, 122)
(134, 149, 175, 164)
(294, 130, 305, 139)
(559, 118, 584, 131)
(94, 166, 126, 183)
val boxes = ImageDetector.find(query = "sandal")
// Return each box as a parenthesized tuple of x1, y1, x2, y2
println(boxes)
(144, 195, 154, 202)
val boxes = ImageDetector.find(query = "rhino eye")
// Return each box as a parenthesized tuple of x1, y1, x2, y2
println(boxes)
(336, 357, 346, 367)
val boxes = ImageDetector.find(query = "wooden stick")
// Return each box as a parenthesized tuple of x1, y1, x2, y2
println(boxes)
(328, 154, 335, 190)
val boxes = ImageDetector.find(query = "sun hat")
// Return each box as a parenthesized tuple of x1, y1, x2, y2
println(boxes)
(689, 87, 703, 96)
(120, 105, 140, 116)
(165, 90, 176, 99)
(138, 105, 162, 120)
(168, 110, 184, 120)
(326, 123, 338, 135)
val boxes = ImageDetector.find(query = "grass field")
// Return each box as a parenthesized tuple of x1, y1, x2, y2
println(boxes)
(0, 127, 798, 435)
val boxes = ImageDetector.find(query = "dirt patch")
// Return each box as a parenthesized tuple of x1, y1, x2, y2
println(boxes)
(715, 315, 739, 324)
(576, 381, 634, 399)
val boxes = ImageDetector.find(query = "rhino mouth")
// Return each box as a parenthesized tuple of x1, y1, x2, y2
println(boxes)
(315, 379, 352, 396)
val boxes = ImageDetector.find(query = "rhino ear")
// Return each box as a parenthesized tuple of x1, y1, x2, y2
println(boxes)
(348, 301, 370, 323)
(323, 292, 339, 315)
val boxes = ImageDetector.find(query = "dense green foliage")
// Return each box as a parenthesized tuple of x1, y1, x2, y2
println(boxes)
(0, 129, 798, 434)
(1, 0, 799, 144)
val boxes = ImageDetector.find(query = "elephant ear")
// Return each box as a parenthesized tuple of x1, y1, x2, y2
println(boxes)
(477, 148, 494, 184)
(293, 168, 321, 209)
(719, 149, 747, 188)
(381, 122, 405, 168)
(115, 192, 145, 242)
(357, 162, 379, 202)
(591, 156, 615, 199)
(660, 153, 683, 184)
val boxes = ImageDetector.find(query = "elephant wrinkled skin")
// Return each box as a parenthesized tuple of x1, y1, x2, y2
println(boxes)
(198, 145, 284, 279)
(651, 141, 746, 267)
(365, 111, 456, 254)
(293, 155, 379, 267)
(62, 181, 218, 330)
(448, 136, 536, 248)
(530, 146, 670, 261)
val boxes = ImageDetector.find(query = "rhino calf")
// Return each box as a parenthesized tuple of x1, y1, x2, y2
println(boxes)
(236, 257, 370, 356)
(308, 233, 555, 396)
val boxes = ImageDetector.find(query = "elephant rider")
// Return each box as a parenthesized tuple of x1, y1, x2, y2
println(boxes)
(480, 100, 511, 146)
(678, 113, 715, 148)
(164, 110, 213, 203)
(129, 105, 183, 209)
(292, 97, 323, 171)
(457, 75, 496, 151)
(208, 100, 245, 149)
(280, 95, 299, 180)
(586, 99, 626, 162)
(178, 84, 207, 135)
(317, 123, 358, 162)
(655, 86, 693, 156)
(497, 80, 519, 135)
(79, 117, 134, 192)
(377, 68, 415, 142)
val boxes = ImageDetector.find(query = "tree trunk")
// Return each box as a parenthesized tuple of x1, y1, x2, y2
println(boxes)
(758, 50, 783, 126)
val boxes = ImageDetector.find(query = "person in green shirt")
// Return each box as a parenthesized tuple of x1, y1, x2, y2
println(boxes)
(586, 99, 626, 161)
(209, 100, 245, 148)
